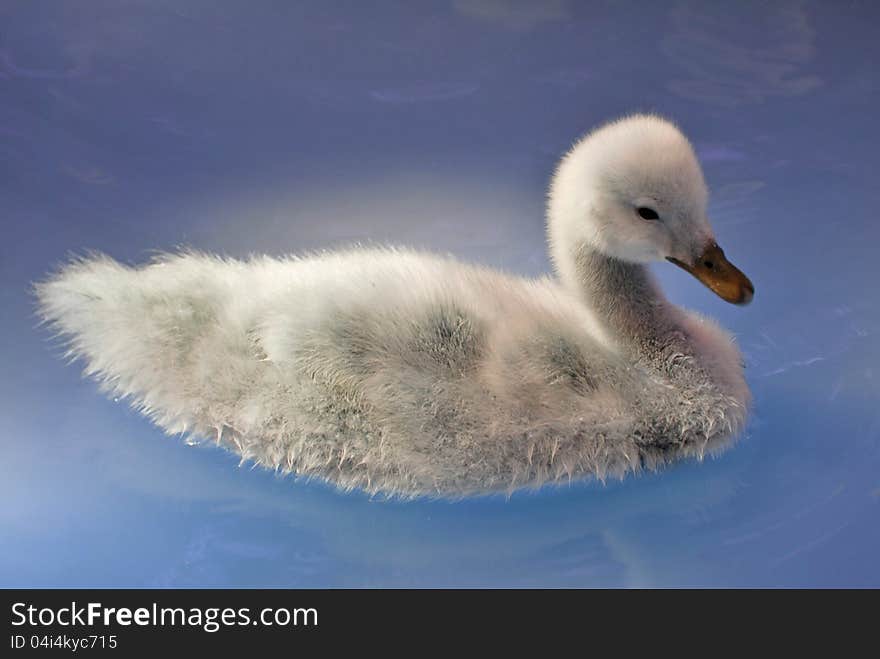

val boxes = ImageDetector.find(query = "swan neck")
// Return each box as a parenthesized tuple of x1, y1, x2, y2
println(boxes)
(567, 246, 675, 347)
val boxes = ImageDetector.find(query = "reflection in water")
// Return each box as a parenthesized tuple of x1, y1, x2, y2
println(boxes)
(663, 1, 822, 106)
(2, 0, 878, 586)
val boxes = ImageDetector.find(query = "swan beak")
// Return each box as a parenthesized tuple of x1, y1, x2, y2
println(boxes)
(666, 242, 754, 305)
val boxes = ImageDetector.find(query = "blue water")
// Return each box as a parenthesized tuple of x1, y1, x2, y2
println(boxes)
(2, 1, 878, 587)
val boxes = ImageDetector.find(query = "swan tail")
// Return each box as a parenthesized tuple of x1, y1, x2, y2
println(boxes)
(34, 252, 258, 436)
(35, 253, 141, 370)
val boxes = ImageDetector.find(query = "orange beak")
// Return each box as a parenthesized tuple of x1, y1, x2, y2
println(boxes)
(667, 242, 754, 305)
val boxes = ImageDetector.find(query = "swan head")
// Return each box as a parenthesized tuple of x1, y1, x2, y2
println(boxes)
(548, 114, 754, 305)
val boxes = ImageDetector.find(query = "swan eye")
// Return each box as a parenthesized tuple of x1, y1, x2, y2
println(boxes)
(637, 207, 660, 221)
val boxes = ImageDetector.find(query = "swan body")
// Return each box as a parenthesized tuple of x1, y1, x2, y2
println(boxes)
(37, 115, 754, 497)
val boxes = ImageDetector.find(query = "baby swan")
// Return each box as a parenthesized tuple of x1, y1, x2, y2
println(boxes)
(37, 114, 754, 497)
